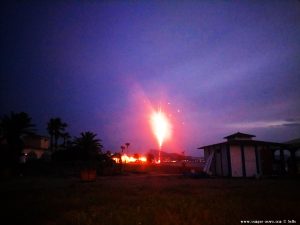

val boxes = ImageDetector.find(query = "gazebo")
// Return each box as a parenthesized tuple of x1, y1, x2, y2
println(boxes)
(198, 132, 300, 177)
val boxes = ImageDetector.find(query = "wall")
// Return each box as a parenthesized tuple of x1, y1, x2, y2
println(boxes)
(23, 148, 45, 158)
(244, 145, 257, 177)
(230, 145, 243, 177)
(215, 149, 222, 176)
(40, 138, 49, 149)
(24, 136, 49, 150)
(221, 145, 229, 176)
(204, 145, 230, 176)
(204, 147, 216, 175)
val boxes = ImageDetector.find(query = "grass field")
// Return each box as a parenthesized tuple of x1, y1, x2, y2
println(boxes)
(1, 173, 299, 225)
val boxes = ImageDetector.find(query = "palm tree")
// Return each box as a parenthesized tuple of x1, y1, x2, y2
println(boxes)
(125, 142, 130, 154)
(47, 118, 67, 151)
(61, 132, 71, 148)
(0, 112, 35, 166)
(73, 131, 103, 160)
(121, 145, 125, 154)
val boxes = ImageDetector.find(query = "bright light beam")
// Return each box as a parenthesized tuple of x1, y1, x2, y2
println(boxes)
(150, 109, 172, 163)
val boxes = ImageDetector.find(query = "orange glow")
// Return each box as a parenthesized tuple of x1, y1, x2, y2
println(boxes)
(150, 109, 171, 148)
(112, 154, 147, 163)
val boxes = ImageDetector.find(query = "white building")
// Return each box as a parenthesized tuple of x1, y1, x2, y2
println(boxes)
(199, 132, 299, 177)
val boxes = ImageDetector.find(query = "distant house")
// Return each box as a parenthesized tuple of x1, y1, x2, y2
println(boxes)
(198, 132, 300, 177)
(21, 135, 50, 162)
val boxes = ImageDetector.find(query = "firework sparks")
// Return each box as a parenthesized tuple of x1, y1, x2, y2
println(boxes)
(150, 108, 172, 163)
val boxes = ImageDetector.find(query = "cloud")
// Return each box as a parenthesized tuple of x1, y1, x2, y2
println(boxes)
(228, 119, 300, 129)
(285, 118, 300, 122)
(282, 122, 300, 127)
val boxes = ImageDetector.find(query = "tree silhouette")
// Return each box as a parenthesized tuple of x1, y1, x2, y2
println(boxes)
(125, 142, 130, 154)
(73, 131, 103, 160)
(0, 112, 35, 166)
(47, 118, 67, 151)
(61, 132, 71, 148)
(121, 145, 125, 154)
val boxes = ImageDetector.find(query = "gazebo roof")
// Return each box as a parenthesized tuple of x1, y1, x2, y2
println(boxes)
(224, 132, 256, 140)
(197, 132, 293, 149)
(198, 139, 288, 149)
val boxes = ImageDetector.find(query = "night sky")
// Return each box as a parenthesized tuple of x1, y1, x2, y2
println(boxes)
(1, 1, 300, 156)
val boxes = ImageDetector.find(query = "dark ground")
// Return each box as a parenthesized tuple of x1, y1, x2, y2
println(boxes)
(0, 171, 299, 225)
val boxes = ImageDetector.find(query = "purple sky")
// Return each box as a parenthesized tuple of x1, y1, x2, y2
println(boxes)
(1, 1, 300, 156)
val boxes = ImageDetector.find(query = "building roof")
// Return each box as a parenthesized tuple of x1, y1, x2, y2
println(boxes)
(198, 132, 298, 150)
(198, 139, 288, 149)
(285, 138, 300, 148)
(223, 132, 256, 140)
(23, 134, 49, 140)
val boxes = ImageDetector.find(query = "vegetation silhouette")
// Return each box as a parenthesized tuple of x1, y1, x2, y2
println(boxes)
(73, 131, 103, 160)
(0, 112, 35, 171)
(0, 111, 121, 177)
(125, 142, 130, 154)
(47, 117, 67, 151)
(121, 145, 125, 154)
(61, 132, 71, 148)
